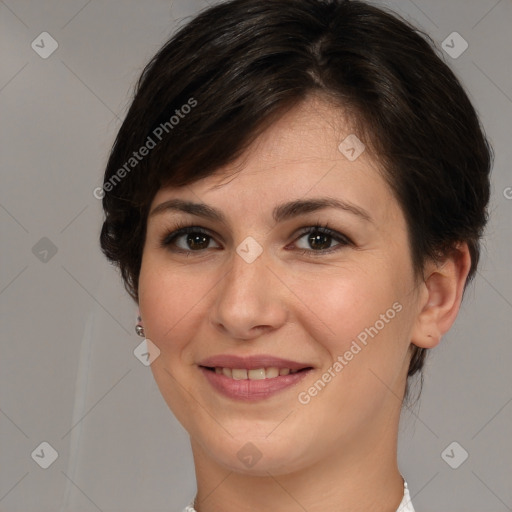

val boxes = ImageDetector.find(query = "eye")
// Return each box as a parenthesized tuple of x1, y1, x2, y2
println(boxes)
(160, 222, 352, 256)
(161, 225, 220, 252)
(292, 224, 352, 255)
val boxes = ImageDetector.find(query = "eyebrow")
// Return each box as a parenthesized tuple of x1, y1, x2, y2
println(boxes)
(149, 197, 373, 224)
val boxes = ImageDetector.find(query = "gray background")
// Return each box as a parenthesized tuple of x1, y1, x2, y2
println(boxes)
(1, 0, 511, 511)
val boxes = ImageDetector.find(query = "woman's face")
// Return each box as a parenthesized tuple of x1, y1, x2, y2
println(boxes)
(139, 96, 424, 475)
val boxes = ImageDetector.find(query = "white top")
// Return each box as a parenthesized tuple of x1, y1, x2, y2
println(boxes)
(183, 479, 415, 512)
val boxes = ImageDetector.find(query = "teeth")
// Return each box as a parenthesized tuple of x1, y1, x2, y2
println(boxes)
(232, 368, 248, 380)
(248, 368, 266, 380)
(266, 367, 279, 378)
(213, 367, 303, 380)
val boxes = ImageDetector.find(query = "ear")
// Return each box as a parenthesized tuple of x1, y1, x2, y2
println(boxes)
(411, 243, 472, 349)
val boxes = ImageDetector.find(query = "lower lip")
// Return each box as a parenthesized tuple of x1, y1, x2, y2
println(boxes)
(199, 367, 312, 402)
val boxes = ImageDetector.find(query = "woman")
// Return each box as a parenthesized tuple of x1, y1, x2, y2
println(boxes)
(100, 0, 492, 510)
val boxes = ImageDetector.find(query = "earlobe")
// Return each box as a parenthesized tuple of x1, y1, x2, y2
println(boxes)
(411, 243, 472, 349)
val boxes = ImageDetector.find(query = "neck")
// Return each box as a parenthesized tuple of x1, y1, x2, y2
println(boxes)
(190, 405, 404, 512)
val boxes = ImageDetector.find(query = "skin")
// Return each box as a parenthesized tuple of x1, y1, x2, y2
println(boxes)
(138, 95, 471, 512)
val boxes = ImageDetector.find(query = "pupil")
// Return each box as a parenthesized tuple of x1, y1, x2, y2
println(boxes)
(188, 233, 209, 250)
(309, 232, 331, 250)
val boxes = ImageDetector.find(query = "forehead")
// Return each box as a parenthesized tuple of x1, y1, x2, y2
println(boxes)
(151, 96, 399, 227)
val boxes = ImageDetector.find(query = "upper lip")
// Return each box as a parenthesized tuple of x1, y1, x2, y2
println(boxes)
(198, 354, 312, 371)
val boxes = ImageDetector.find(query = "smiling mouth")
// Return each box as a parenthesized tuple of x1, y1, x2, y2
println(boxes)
(201, 366, 312, 380)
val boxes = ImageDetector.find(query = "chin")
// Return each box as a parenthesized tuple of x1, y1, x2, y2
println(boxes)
(204, 434, 312, 477)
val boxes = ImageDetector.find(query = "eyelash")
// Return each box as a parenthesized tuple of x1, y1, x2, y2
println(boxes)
(160, 221, 353, 257)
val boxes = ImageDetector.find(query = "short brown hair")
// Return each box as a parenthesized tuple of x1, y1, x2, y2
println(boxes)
(100, 0, 492, 391)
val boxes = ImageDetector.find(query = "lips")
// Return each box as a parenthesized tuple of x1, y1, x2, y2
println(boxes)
(198, 354, 313, 401)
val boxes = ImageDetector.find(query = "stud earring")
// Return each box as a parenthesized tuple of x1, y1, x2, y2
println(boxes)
(135, 315, 145, 337)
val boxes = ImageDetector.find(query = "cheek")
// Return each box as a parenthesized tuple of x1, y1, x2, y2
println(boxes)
(138, 258, 209, 352)
(288, 264, 401, 351)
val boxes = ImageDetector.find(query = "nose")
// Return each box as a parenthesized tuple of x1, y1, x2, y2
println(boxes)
(209, 247, 288, 341)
